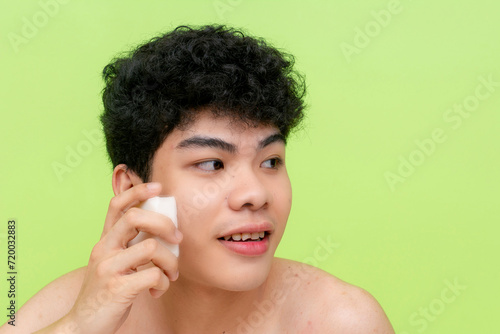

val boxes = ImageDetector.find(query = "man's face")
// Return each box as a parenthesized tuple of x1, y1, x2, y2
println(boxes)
(150, 111, 292, 291)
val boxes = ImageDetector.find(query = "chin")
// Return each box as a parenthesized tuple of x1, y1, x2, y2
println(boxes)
(218, 262, 272, 291)
(216, 244, 278, 291)
(179, 252, 274, 292)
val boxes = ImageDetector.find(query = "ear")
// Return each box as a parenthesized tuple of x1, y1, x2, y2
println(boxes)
(112, 164, 143, 196)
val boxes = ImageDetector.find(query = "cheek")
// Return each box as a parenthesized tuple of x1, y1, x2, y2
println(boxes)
(174, 181, 225, 234)
(267, 177, 292, 248)
(275, 176, 292, 217)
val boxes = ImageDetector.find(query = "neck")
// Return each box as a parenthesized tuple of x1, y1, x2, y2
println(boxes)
(151, 275, 270, 333)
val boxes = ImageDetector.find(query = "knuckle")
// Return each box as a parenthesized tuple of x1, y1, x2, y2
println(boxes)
(124, 207, 141, 222)
(142, 238, 159, 253)
(89, 244, 103, 263)
(95, 260, 110, 278)
(149, 267, 163, 283)
(107, 275, 127, 294)
(108, 196, 121, 212)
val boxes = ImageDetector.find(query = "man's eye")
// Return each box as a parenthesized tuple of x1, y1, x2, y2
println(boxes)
(261, 158, 283, 169)
(196, 160, 224, 171)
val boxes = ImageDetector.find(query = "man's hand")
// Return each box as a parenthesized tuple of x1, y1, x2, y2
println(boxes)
(36, 182, 182, 333)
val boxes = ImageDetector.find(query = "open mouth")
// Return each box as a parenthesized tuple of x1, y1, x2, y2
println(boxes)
(218, 231, 271, 256)
(218, 231, 268, 242)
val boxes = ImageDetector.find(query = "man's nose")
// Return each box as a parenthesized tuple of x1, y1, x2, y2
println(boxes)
(226, 166, 272, 211)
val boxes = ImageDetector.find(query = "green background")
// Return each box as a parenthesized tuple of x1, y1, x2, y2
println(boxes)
(1, 0, 499, 332)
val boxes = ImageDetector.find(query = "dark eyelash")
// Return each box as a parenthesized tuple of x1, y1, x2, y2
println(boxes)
(195, 160, 224, 171)
(273, 157, 283, 166)
(267, 157, 283, 168)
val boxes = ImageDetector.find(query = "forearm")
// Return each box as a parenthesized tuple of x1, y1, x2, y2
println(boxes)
(34, 315, 81, 334)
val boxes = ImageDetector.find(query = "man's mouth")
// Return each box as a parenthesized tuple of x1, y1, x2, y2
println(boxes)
(218, 231, 268, 242)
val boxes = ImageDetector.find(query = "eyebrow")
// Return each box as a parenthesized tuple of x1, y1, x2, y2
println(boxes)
(177, 137, 236, 153)
(176, 132, 286, 153)
(258, 133, 286, 150)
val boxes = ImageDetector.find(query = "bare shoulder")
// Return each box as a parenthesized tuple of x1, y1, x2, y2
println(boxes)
(271, 258, 394, 333)
(0, 266, 86, 333)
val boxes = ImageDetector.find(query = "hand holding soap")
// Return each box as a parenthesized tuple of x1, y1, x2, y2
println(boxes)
(127, 196, 179, 257)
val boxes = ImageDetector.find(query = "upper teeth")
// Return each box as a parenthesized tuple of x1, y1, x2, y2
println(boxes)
(223, 231, 265, 241)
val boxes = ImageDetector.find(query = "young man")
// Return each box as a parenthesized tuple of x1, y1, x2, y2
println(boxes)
(2, 25, 394, 333)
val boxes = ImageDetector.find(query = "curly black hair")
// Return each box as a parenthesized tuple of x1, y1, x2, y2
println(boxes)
(100, 24, 306, 181)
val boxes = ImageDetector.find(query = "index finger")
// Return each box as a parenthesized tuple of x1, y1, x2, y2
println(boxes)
(102, 182, 162, 237)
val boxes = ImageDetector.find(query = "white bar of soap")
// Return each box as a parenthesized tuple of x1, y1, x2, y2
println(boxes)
(127, 196, 179, 257)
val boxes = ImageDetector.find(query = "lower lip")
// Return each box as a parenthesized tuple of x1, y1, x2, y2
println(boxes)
(218, 235, 270, 256)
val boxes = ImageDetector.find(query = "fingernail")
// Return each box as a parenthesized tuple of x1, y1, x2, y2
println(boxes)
(175, 229, 183, 241)
(147, 182, 161, 192)
(172, 271, 179, 281)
